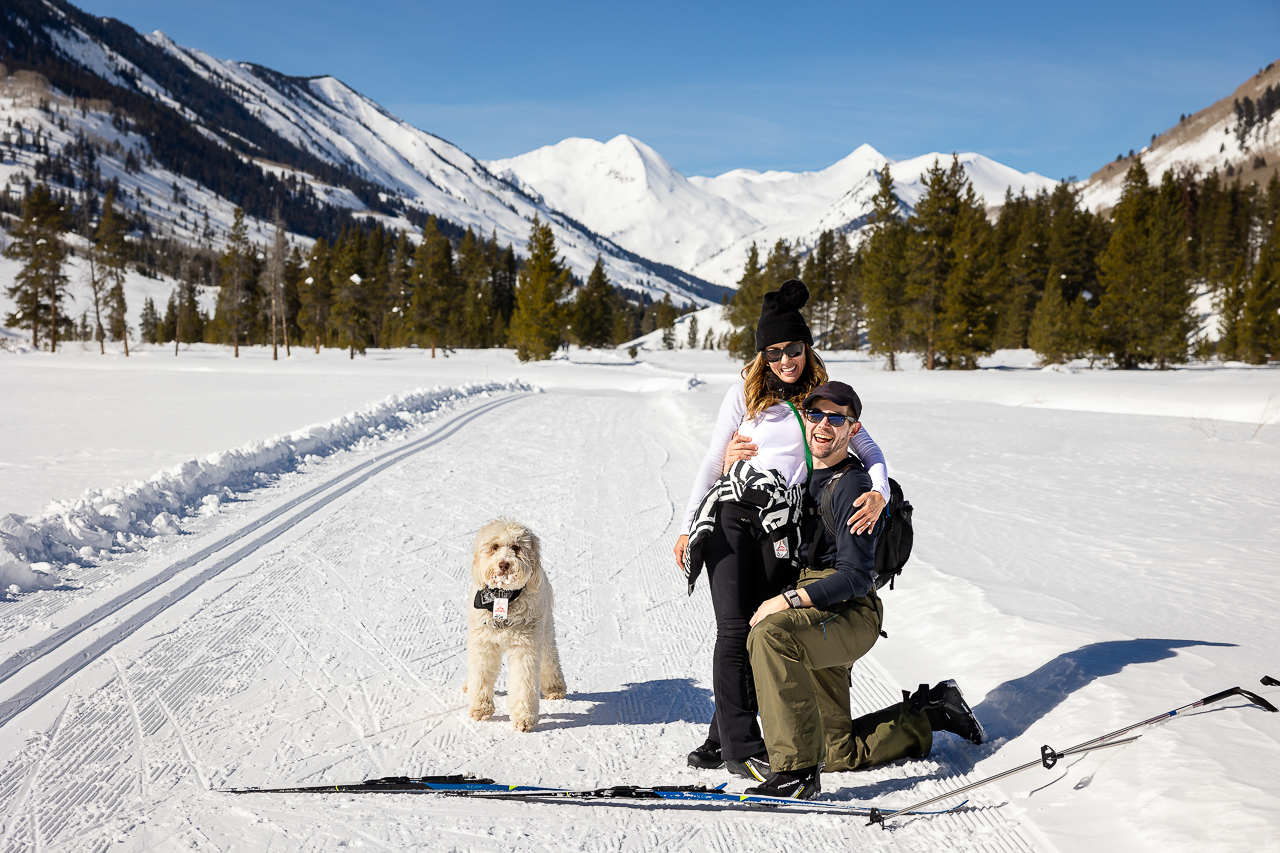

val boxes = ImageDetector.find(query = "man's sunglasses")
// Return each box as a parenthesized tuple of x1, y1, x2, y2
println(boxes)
(805, 409, 853, 427)
(763, 342, 805, 362)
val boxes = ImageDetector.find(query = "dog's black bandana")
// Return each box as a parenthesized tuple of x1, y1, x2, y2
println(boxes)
(474, 587, 524, 611)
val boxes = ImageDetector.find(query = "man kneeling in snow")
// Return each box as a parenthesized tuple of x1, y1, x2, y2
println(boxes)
(735, 381, 983, 799)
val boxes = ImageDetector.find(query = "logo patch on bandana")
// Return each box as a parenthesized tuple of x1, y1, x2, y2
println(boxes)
(774, 539, 789, 559)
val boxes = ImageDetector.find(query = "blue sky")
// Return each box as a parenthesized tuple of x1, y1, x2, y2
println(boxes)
(87, 0, 1280, 180)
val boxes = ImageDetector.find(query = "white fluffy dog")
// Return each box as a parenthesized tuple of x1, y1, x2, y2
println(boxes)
(464, 518, 566, 731)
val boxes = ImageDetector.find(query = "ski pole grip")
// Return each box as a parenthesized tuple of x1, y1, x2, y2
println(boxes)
(1238, 689, 1279, 713)
(1202, 686, 1279, 713)
(1262, 675, 1279, 688)
(1040, 745, 1059, 770)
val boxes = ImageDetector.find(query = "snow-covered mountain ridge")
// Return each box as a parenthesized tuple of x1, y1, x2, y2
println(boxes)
(489, 138, 1058, 287)
(1082, 58, 1280, 212)
(1, 0, 725, 305)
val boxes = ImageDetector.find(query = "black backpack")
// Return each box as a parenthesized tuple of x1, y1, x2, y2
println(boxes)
(810, 461, 914, 590)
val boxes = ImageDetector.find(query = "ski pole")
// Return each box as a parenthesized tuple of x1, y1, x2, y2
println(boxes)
(867, 680, 1278, 827)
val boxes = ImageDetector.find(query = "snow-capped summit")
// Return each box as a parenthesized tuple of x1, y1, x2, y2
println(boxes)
(492, 135, 1058, 287)
(686, 149, 1058, 285)
(688, 143, 890, 228)
(487, 136, 761, 272)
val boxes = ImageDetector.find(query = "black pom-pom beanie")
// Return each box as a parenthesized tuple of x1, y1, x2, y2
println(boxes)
(755, 279, 814, 351)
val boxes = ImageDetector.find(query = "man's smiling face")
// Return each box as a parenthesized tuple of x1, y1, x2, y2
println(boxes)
(805, 399, 860, 460)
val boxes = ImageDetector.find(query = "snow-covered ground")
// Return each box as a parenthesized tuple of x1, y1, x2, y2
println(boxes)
(0, 345, 1277, 852)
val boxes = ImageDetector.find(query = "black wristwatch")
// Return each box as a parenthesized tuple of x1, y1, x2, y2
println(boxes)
(783, 589, 804, 609)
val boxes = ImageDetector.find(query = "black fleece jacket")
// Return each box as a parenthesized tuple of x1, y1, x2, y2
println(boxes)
(800, 456, 881, 608)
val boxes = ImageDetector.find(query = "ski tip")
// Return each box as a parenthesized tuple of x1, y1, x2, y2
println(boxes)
(1261, 675, 1279, 688)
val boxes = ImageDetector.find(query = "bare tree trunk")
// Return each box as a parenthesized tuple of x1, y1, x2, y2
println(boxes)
(315, 334, 320, 355)
(283, 317, 290, 358)
(123, 330, 129, 357)
(50, 296, 57, 353)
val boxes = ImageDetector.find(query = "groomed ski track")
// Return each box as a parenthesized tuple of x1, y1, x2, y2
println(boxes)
(0, 388, 1049, 852)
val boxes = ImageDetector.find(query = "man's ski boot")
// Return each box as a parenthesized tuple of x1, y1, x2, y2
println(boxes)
(906, 679, 985, 745)
(724, 750, 772, 782)
(687, 738, 724, 770)
(743, 764, 822, 800)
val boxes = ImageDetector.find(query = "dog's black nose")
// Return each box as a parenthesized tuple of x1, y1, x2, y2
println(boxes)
(498, 560, 510, 571)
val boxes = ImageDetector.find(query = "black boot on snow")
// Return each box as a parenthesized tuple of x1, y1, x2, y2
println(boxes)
(916, 679, 985, 745)
(687, 738, 724, 769)
(724, 751, 772, 782)
(744, 764, 822, 800)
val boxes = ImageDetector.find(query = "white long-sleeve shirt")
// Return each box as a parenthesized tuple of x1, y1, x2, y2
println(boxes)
(680, 383, 890, 534)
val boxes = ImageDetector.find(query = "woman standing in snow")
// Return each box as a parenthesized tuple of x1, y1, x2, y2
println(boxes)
(672, 279, 891, 778)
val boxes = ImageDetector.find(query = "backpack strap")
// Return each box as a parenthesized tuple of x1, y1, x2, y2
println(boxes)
(806, 457, 858, 566)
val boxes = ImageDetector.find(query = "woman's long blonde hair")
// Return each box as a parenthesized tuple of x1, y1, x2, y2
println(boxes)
(741, 344, 828, 420)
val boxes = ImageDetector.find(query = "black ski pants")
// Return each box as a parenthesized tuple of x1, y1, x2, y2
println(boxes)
(703, 501, 798, 760)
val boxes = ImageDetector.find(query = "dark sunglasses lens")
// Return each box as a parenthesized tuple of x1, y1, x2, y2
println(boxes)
(805, 410, 847, 426)
(765, 343, 804, 362)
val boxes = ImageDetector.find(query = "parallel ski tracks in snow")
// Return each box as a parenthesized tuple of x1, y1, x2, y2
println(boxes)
(0, 390, 1050, 852)
(0, 393, 530, 729)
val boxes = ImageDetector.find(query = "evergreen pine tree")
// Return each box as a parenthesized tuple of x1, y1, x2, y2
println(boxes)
(861, 166, 910, 369)
(828, 232, 862, 350)
(161, 289, 178, 344)
(410, 216, 461, 356)
(1094, 161, 1153, 368)
(3, 183, 69, 350)
(298, 238, 333, 353)
(508, 216, 571, 362)
(104, 275, 130, 355)
(139, 296, 160, 344)
(763, 239, 801, 290)
(328, 228, 369, 359)
(656, 294, 678, 349)
(936, 184, 996, 368)
(801, 230, 838, 344)
(573, 256, 615, 348)
(457, 228, 499, 348)
(282, 245, 303, 356)
(725, 242, 765, 360)
(1029, 182, 1108, 363)
(215, 207, 252, 357)
(687, 313, 699, 349)
(491, 235, 518, 339)
(1237, 174, 1280, 363)
(991, 190, 1050, 349)
(1094, 159, 1192, 368)
(1145, 171, 1194, 368)
(905, 156, 967, 369)
(384, 231, 414, 347)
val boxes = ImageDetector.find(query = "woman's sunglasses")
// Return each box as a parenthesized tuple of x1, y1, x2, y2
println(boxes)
(804, 409, 852, 427)
(763, 342, 805, 362)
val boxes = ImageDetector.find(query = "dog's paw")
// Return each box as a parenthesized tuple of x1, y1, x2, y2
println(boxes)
(468, 699, 494, 721)
(542, 688, 566, 700)
(511, 714, 538, 732)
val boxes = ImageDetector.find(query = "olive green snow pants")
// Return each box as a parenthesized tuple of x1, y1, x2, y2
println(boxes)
(746, 576, 932, 773)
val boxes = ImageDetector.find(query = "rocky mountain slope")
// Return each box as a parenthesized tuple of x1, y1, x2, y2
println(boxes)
(1082, 59, 1280, 212)
(0, 0, 724, 304)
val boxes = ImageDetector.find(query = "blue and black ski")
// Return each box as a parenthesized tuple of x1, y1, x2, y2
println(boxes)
(220, 774, 966, 816)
